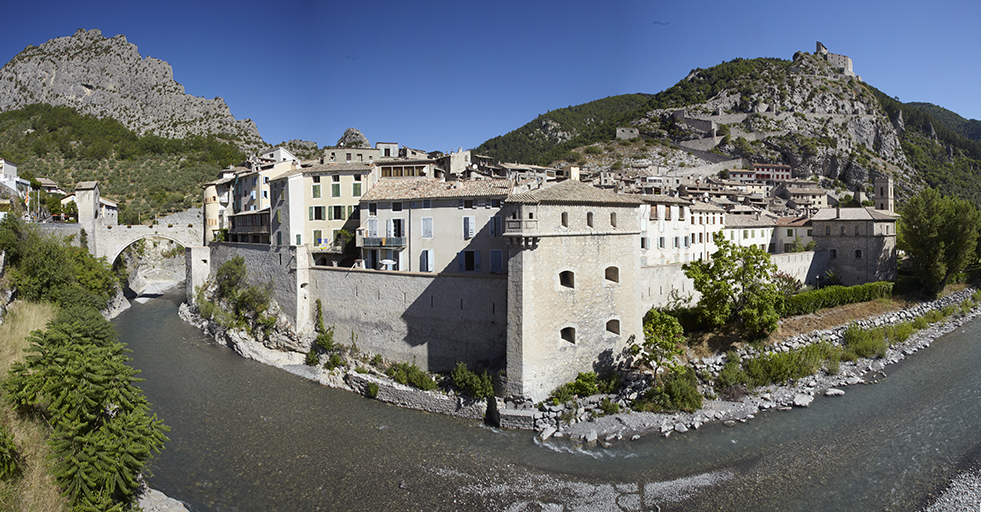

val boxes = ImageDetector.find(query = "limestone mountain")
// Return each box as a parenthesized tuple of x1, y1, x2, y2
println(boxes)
(0, 28, 264, 152)
(477, 49, 981, 201)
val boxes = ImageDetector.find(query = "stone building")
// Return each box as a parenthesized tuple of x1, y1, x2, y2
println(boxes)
(811, 206, 897, 285)
(502, 180, 644, 400)
(816, 41, 855, 77)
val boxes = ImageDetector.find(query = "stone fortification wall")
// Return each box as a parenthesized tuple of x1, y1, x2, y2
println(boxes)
(771, 251, 827, 286)
(208, 243, 301, 328)
(308, 266, 507, 372)
(639, 251, 828, 311)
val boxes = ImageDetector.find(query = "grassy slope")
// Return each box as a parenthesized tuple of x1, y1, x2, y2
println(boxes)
(0, 301, 67, 512)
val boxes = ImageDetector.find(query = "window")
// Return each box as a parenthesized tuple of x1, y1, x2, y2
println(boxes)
(491, 199, 501, 208)
(263, 190, 268, 199)
(423, 199, 431, 209)
(831, 249, 837, 258)
(489, 216, 502, 237)
(331, 183, 341, 197)
(368, 203, 377, 216)
(841, 226, 846, 235)
(559, 271, 575, 289)
(490, 250, 503, 274)
(313, 229, 323, 245)
(421, 217, 433, 239)
(826, 226, 831, 236)
(611, 212, 617, 227)
(659, 237, 665, 249)
(276, 210, 281, 223)
(345, 153, 352, 162)
(587, 212, 594, 227)
(276, 231, 282, 246)
(855, 226, 860, 236)
(684, 236, 690, 248)
(641, 237, 648, 250)
(458, 250, 480, 272)
(463, 216, 476, 239)
(332, 175, 340, 182)
(354, 174, 362, 182)
(309, 206, 325, 220)
(743, 230, 749, 238)
(464, 199, 474, 209)
(855, 249, 862, 259)
(392, 202, 403, 212)
(349, 205, 360, 220)
(698, 233, 703, 243)
(606, 320, 620, 335)
(605, 266, 619, 283)
(366, 218, 378, 237)
(420, 249, 434, 272)
(807, 229, 813, 236)
(386, 218, 404, 237)
(295, 234, 302, 245)
(352, 183, 362, 197)
(329, 205, 344, 220)
(787, 229, 794, 237)
(561, 212, 569, 227)
(312, 184, 321, 198)
(561, 327, 576, 343)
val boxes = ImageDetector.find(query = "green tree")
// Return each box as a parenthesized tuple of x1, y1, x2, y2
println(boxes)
(898, 188, 981, 295)
(631, 309, 685, 381)
(683, 232, 781, 338)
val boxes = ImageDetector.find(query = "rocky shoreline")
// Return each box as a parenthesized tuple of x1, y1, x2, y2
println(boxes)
(537, 288, 979, 442)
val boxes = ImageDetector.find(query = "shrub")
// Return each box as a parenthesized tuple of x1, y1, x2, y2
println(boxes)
(386, 362, 437, 391)
(843, 323, 887, 359)
(550, 383, 574, 404)
(635, 367, 702, 412)
(0, 426, 21, 480)
(324, 353, 343, 371)
(781, 281, 894, 317)
(568, 371, 600, 397)
(370, 354, 383, 367)
(366, 382, 379, 398)
(598, 398, 620, 416)
(315, 326, 335, 351)
(450, 362, 494, 399)
(305, 348, 319, 366)
(714, 353, 748, 393)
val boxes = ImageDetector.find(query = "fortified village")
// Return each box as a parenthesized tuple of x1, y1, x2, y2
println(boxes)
(181, 123, 896, 404)
(7, 42, 898, 404)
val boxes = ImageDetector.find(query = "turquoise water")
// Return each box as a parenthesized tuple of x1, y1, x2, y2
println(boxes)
(117, 292, 981, 511)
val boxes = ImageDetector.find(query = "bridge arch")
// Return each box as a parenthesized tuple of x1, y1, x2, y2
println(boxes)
(96, 221, 201, 263)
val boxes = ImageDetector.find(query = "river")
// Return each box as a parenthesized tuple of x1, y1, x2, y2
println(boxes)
(116, 291, 981, 511)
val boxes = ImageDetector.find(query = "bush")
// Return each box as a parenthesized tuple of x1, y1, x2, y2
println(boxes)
(386, 362, 437, 391)
(366, 382, 379, 398)
(781, 282, 894, 317)
(305, 348, 319, 366)
(634, 367, 702, 412)
(842, 323, 887, 359)
(450, 362, 494, 399)
(324, 353, 343, 371)
(598, 398, 620, 416)
(0, 426, 21, 480)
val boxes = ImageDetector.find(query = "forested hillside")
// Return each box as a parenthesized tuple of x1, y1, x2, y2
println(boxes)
(906, 102, 981, 142)
(0, 104, 244, 224)
(475, 94, 652, 165)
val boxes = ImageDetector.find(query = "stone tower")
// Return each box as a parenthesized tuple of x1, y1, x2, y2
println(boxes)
(874, 175, 894, 213)
(75, 181, 100, 253)
(502, 180, 644, 401)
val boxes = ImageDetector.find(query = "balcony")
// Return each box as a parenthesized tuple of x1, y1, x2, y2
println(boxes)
(312, 239, 346, 253)
(505, 218, 538, 235)
(356, 232, 406, 248)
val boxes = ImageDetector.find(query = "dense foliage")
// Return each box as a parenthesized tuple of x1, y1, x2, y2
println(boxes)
(475, 94, 652, 165)
(682, 233, 780, 338)
(0, 215, 119, 310)
(906, 102, 981, 142)
(4, 305, 169, 510)
(0, 103, 245, 223)
(780, 282, 894, 317)
(450, 362, 494, 400)
(898, 188, 981, 295)
(645, 57, 791, 111)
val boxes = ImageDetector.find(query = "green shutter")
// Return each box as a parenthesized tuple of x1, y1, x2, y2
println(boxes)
(328, 206, 334, 220)
(309, 206, 313, 220)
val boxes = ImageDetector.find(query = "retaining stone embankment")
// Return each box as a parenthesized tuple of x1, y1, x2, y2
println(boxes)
(178, 303, 488, 422)
(525, 288, 980, 442)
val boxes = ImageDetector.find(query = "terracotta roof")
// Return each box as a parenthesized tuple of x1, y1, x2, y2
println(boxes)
(506, 179, 644, 206)
(812, 207, 897, 221)
(361, 178, 513, 201)
(641, 194, 690, 206)
(776, 216, 812, 227)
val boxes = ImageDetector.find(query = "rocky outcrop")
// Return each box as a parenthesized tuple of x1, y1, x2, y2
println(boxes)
(335, 128, 370, 148)
(0, 29, 263, 150)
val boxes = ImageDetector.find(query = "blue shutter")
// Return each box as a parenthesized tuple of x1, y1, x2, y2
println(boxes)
(474, 251, 481, 272)
(458, 251, 465, 272)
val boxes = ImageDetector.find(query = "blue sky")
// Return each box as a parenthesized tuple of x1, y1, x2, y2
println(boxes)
(1, 0, 978, 153)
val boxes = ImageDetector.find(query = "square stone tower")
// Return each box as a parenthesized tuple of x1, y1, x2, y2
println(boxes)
(874, 175, 894, 212)
(502, 180, 644, 401)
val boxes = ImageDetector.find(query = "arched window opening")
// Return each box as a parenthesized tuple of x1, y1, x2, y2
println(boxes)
(610, 212, 618, 227)
(560, 270, 575, 289)
(606, 319, 620, 335)
(561, 327, 576, 343)
(587, 212, 594, 227)
(561, 211, 569, 227)
(605, 266, 619, 283)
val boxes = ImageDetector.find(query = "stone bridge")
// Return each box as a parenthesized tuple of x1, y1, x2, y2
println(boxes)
(37, 182, 203, 262)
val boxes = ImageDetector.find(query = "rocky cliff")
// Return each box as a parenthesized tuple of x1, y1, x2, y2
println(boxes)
(0, 29, 263, 150)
